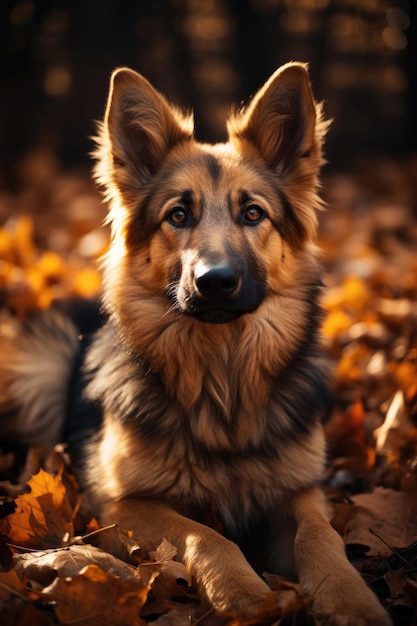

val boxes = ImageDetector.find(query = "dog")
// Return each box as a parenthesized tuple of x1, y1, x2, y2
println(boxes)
(0, 63, 391, 625)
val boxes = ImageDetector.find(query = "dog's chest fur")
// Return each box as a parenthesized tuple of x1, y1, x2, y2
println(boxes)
(88, 406, 326, 528)
(84, 320, 329, 528)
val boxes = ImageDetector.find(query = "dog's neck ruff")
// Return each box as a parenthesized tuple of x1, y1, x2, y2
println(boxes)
(93, 286, 328, 453)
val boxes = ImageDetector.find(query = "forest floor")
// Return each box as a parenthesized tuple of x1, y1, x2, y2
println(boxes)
(0, 150, 417, 625)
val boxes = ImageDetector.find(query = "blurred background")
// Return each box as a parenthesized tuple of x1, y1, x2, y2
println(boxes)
(0, 0, 416, 313)
(0, 0, 414, 180)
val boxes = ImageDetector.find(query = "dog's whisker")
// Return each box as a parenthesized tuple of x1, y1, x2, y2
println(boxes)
(162, 302, 181, 319)
(162, 282, 183, 319)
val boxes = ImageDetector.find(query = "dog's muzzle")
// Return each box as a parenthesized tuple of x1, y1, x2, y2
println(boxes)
(175, 259, 265, 324)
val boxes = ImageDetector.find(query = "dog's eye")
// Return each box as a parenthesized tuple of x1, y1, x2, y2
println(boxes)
(242, 205, 265, 225)
(167, 207, 189, 225)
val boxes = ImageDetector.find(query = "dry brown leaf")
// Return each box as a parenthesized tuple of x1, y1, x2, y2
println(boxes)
(14, 543, 139, 586)
(41, 563, 149, 626)
(403, 577, 417, 609)
(88, 521, 145, 564)
(345, 487, 417, 555)
(85, 526, 192, 599)
(148, 602, 201, 626)
(384, 568, 408, 600)
(144, 538, 192, 599)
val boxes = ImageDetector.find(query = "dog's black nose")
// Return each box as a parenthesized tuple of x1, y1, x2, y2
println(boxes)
(195, 263, 240, 298)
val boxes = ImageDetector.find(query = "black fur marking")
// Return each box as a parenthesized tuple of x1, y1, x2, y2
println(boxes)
(276, 189, 306, 246)
(62, 300, 106, 462)
(64, 332, 103, 464)
(204, 153, 221, 182)
(125, 187, 158, 249)
(238, 190, 252, 207)
(179, 189, 194, 209)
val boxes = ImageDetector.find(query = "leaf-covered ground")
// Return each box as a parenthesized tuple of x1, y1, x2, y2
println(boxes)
(0, 151, 417, 624)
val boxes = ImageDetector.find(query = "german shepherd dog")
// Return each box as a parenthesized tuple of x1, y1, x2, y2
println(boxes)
(0, 63, 390, 625)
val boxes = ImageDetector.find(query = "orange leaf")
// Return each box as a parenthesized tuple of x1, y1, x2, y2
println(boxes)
(70, 266, 102, 298)
(0, 603, 52, 626)
(42, 564, 149, 626)
(335, 343, 371, 384)
(35, 251, 68, 283)
(13, 215, 36, 267)
(392, 361, 417, 402)
(325, 399, 366, 449)
(0, 568, 27, 604)
(0, 469, 74, 548)
(322, 309, 353, 339)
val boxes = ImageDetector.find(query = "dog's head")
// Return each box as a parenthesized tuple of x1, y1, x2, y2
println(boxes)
(95, 63, 328, 330)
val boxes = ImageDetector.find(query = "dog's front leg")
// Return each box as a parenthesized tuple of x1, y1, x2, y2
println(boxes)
(292, 487, 392, 626)
(101, 498, 270, 614)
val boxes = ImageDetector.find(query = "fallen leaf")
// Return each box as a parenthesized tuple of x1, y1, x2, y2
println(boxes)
(0, 468, 74, 548)
(144, 538, 192, 599)
(14, 543, 139, 586)
(0, 568, 28, 607)
(325, 400, 376, 479)
(148, 602, 202, 626)
(89, 522, 145, 564)
(42, 563, 149, 626)
(384, 568, 408, 600)
(0, 603, 52, 626)
(403, 577, 417, 609)
(345, 487, 417, 555)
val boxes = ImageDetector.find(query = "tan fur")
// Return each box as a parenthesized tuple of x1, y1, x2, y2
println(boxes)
(0, 64, 391, 625)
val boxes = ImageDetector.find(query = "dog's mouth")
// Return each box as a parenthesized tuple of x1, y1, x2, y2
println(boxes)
(177, 294, 264, 324)
(168, 292, 260, 324)
(189, 308, 245, 324)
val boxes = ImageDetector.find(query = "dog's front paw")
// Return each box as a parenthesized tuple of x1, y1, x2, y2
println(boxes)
(191, 535, 271, 615)
(312, 592, 392, 626)
(207, 579, 269, 615)
(313, 611, 391, 626)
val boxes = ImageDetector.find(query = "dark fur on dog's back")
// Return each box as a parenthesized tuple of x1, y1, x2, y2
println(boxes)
(0, 63, 391, 625)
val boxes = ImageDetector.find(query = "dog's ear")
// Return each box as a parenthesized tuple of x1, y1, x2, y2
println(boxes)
(96, 68, 193, 195)
(228, 63, 328, 244)
(228, 63, 322, 175)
